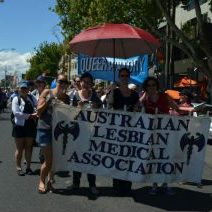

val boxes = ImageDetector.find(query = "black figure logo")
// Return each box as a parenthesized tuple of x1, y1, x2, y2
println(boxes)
(54, 121, 80, 155)
(180, 133, 205, 165)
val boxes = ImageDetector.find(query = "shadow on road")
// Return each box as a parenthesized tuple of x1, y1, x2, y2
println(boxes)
(202, 179, 212, 186)
(55, 171, 70, 178)
(182, 178, 212, 186)
(133, 186, 212, 211)
(53, 186, 212, 210)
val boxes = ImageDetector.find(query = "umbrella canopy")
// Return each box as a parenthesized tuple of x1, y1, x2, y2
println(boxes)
(174, 77, 198, 88)
(70, 23, 160, 58)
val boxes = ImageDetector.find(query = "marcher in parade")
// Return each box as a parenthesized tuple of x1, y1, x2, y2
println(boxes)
(175, 90, 196, 116)
(31, 75, 47, 164)
(12, 82, 38, 176)
(31, 75, 47, 100)
(0, 87, 7, 113)
(36, 73, 70, 194)
(139, 76, 179, 195)
(69, 72, 102, 195)
(68, 75, 82, 101)
(107, 67, 139, 196)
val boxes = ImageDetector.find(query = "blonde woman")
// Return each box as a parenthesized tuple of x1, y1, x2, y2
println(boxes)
(37, 73, 70, 194)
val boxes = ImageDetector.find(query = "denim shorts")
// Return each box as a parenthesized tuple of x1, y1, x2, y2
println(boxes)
(36, 129, 52, 147)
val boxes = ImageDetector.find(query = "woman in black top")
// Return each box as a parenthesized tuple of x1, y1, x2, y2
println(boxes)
(108, 67, 139, 196)
(70, 72, 102, 196)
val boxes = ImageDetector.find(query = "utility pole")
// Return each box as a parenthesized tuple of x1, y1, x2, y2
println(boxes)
(165, 0, 171, 89)
(169, 0, 176, 89)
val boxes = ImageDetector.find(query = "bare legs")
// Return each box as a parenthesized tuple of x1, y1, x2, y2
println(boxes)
(15, 137, 33, 171)
(38, 145, 53, 192)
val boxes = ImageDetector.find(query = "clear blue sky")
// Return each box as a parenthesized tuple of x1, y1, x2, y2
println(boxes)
(0, 0, 62, 53)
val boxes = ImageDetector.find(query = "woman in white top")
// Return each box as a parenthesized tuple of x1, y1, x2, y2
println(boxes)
(12, 82, 38, 176)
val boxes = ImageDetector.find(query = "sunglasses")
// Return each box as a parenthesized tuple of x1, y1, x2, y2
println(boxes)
(58, 79, 69, 85)
(120, 74, 129, 78)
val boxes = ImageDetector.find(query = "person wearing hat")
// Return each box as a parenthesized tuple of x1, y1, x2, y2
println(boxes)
(12, 81, 38, 176)
(31, 75, 47, 164)
(31, 75, 47, 101)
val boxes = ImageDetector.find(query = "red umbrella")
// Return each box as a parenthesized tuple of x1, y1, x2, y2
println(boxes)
(70, 23, 160, 58)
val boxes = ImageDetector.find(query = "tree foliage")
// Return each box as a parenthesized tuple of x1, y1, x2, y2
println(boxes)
(53, 0, 163, 40)
(25, 42, 65, 80)
(155, 0, 212, 79)
(53, 0, 212, 79)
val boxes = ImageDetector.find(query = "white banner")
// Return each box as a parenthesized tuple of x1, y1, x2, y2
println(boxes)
(52, 103, 210, 183)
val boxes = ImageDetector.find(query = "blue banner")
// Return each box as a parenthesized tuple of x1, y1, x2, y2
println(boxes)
(78, 54, 148, 84)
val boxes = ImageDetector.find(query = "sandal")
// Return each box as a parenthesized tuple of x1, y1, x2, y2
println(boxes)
(47, 181, 55, 193)
(38, 186, 47, 194)
(17, 168, 25, 176)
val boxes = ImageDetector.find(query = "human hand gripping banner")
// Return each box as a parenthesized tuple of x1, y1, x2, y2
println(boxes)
(52, 103, 210, 183)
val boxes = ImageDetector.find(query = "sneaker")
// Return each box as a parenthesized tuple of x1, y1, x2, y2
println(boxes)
(25, 168, 33, 175)
(148, 186, 158, 195)
(17, 168, 25, 176)
(67, 184, 79, 190)
(90, 186, 99, 195)
(163, 187, 175, 195)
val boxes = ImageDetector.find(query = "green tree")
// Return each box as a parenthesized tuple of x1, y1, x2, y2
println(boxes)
(53, 0, 212, 80)
(26, 42, 65, 80)
(53, 0, 162, 40)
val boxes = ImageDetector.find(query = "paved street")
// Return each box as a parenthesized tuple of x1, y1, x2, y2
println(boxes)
(0, 111, 212, 212)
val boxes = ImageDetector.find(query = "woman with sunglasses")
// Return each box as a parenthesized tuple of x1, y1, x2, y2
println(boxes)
(108, 67, 139, 196)
(36, 73, 70, 194)
(12, 82, 38, 176)
(140, 76, 179, 195)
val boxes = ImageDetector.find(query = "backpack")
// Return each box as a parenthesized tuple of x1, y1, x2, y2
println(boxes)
(11, 94, 34, 124)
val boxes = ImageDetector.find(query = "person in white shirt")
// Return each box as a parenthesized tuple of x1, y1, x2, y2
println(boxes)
(12, 82, 38, 176)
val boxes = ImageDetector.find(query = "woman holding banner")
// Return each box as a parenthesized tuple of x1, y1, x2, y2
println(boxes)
(36, 73, 70, 194)
(69, 72, 102, 196)
(140, 76, 178, 195)
(107, 67, 139, 196)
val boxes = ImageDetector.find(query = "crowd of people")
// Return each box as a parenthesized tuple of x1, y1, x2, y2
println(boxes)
(2, 69, 206, 197)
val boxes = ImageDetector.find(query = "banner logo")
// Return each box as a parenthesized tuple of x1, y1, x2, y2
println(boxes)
(180, 133, 205, 165)
(54, 121, 80, 155)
